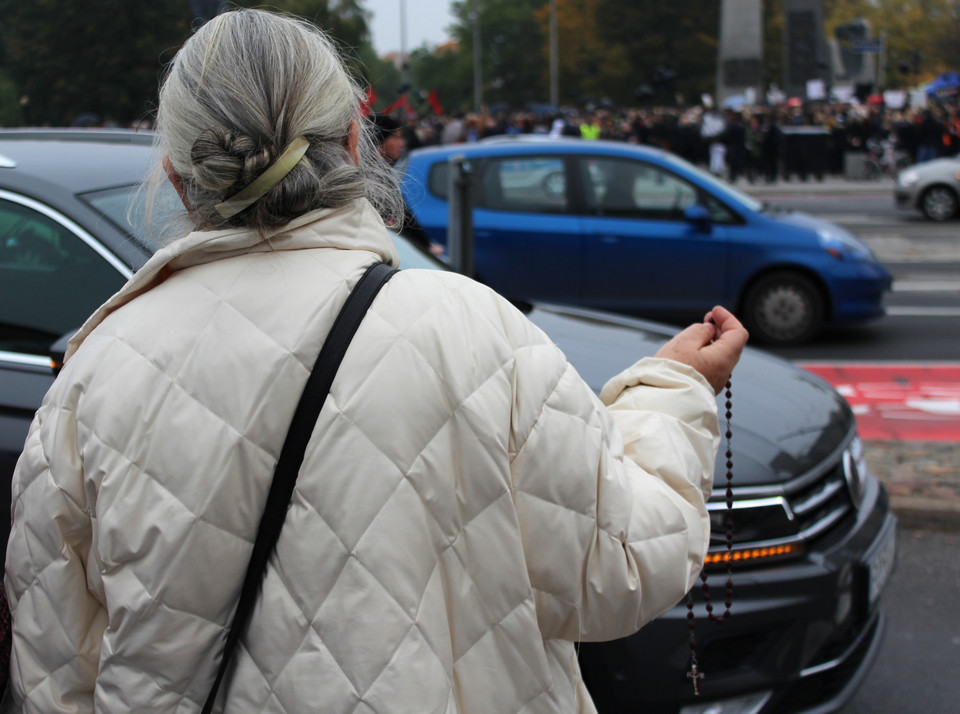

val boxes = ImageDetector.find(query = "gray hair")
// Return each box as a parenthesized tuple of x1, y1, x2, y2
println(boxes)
(145, 9, 403, 238)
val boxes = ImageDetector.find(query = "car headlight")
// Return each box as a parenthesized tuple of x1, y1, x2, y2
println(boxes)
(897, 169, 919, 187)
(816, 227, 875, 261)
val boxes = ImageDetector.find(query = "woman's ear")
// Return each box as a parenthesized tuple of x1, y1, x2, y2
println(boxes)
(346, 121, 359, 165)
(163, 156, 192, 210)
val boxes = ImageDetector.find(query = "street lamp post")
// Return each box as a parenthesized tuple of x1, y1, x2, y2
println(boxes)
(400, 0, 410, 97)
(473, 0, 483, 112)
(549, 0, 558, 108)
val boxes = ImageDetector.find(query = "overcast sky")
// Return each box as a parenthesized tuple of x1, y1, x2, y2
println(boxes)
(365, 0, 456, 55)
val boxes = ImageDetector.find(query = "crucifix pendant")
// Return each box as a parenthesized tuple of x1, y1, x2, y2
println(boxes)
(687, 661, 704, 696)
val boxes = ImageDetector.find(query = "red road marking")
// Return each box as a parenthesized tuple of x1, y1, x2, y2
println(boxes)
(799, 363, 960, 442)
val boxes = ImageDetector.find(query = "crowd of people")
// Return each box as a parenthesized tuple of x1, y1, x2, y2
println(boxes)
(380, 100, 960, 183)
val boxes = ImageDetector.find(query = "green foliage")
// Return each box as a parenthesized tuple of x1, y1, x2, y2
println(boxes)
(410, 44, 475, 114)
(1, 0, 957, 128)
(0, 70, 23, 127)
(0, 0, 193, 126)
(593, 0, 720, 105)
(0, 0, 382, 127)
(445, 0, 547, 111)
(823, 0, 960, 84)
(233, 0, 375, 85)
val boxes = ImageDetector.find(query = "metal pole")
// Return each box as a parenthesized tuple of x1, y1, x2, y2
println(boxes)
(400, 0, 410, 96)
(878, 31, 886, 92)
(446, 155, 474, 278)
(473, 0, 483, 112)
(549, 0, 559, 107)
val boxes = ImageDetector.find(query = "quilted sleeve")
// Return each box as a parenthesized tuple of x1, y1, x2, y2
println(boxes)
(510, 338, 718, 643)
(4, 404, 106, 714)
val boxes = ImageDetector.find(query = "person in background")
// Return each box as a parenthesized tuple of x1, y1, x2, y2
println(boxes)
(371, 114, 438, 254)
(4, 9, 747, 713)
(371, 113, 406, 166)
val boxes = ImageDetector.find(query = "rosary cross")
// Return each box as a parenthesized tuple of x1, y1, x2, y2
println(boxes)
(687, 662, 704, 696)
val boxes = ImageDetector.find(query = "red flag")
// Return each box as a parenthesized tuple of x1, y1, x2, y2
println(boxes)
(383, 94, 409, 115)
(360, 86, 376, 116)
(427, 89, 444, 116)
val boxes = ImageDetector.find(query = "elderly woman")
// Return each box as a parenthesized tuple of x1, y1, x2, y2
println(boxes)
(4, 9, 747, 713)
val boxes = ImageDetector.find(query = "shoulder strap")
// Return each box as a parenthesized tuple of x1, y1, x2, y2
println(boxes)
(202, 261, 397, 713)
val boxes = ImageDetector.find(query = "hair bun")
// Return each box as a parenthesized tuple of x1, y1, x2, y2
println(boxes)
(190, 129, 273, 193)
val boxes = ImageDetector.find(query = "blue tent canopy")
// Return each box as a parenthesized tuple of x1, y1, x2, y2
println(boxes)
(926, 72, 960, 97)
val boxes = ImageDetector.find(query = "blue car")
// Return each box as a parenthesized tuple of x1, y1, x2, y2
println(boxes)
(399, 139, 892, 344)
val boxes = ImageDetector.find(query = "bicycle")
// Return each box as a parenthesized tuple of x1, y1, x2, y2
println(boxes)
(864, 137, 911, 179)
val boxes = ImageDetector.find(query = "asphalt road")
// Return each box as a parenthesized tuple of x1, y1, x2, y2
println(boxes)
(745, 188, 960, 362)
(842, 527, 960, 714)
(741, 184, 960, 714)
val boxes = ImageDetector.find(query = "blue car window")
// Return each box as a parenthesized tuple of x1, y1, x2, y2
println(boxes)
(480, 157, 568, 213)
(427, 162, 449, 199)
(581, 157, 698, 221)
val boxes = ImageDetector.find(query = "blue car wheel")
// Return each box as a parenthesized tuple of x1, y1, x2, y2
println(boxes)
(742, 270, 825, 344)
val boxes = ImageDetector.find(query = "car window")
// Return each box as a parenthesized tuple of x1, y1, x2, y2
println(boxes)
(0, 197, 126, 354)
(81, 183, 182, 253)
(704, 194, 740, 224)
(427, 161, 449, 199)
(579, 157, 698, 220)
(479, 157, 568, 213)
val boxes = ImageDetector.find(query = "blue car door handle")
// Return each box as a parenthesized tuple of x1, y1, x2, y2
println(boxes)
(598, 235, 620, 243)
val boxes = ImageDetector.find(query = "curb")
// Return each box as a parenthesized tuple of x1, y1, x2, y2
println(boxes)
(889, 496, 960, 532)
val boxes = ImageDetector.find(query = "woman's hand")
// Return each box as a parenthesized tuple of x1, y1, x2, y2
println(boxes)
(654, 306, 749, 395)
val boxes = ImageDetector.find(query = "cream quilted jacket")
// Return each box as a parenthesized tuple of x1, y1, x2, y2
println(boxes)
(5, 198, 719, 713)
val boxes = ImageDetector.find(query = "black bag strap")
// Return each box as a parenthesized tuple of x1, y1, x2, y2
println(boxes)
(202, 262, 397, 713)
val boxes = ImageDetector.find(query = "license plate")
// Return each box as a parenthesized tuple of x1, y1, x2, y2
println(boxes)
(865, 520, 897, 606)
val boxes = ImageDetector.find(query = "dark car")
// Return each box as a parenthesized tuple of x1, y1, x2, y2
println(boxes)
(398, 139, 893, 345)
(1, 130, 896, 713)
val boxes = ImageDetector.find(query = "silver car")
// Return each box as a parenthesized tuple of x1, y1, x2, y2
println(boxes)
(895, 156, 960, 221)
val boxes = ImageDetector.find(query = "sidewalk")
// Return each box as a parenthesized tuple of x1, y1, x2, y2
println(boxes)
(864, 440, 960, 532)
(738, 174, 895, 196)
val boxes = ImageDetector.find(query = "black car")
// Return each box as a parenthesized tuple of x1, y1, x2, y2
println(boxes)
(1, 130, 897, 713)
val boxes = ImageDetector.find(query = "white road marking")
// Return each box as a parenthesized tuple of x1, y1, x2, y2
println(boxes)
(893, 281, 960, 292)
(886, 306, 960, 316)
(904, 399, 960, 415)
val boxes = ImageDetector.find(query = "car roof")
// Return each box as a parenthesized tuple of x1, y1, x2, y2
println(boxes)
(407, 138, 672, 162)
(0, 129, 155, 195)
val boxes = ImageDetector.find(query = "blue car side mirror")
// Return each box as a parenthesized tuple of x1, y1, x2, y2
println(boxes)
(684, 204, 712, 232)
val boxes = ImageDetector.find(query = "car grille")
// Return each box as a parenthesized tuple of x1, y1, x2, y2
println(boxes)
(707, 436, 859, 561)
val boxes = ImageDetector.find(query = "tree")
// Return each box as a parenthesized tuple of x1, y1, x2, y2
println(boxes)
(444, 0, 549, 110)
(824, 0, 960, 86)
(592, 0, 720, 106)
(0, 0, 385, 127)
(531, 0, 631, 107)
(0, 70, 22, 127)
(410, 42, 475, 114)
(0, 0, 193, 126)
(235, 0, 378, 86)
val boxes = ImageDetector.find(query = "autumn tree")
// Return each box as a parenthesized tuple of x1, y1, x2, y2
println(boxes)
(824, 0, 960, 86)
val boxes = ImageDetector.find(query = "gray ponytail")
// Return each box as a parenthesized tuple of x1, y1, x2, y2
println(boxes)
(146, 9, 403, 237)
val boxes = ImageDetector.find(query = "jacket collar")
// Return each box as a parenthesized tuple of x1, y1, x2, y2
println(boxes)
(65, 199, 400, 361)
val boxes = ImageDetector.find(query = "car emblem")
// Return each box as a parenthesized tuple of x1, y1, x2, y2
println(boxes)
(843, 445, 865, 509)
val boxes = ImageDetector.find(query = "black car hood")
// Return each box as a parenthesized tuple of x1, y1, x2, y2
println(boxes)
(525, 304, 854, 488)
